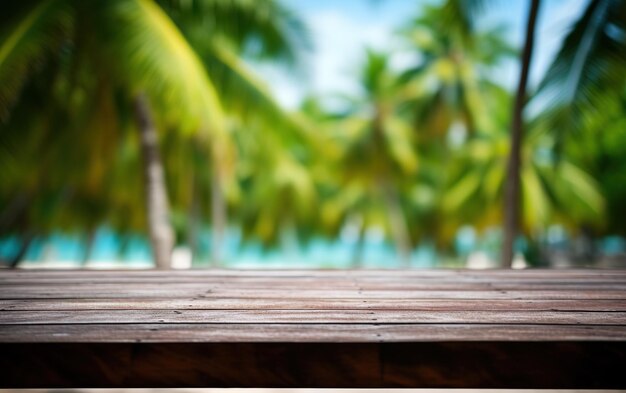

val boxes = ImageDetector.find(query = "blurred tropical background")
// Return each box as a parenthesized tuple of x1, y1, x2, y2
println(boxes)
(0, 0, 625, 269)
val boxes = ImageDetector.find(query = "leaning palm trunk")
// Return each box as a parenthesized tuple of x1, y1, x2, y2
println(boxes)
(0, 193, 30, 233)
(187, 176, 201, 266)
(81, 228, 96, 266)
(210, 165, 226, 267)
(502, 0, 541, 268)
(351, 218, 367, 268)
(383, 185, 412, 267)
(134, 94, 174, 269)
(280, 217, 299, 262)
(10, 232, 34, 268)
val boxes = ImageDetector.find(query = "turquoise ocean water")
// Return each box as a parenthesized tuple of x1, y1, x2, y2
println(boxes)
(4, 226, 621, 268)
(0, 227, 446, 269)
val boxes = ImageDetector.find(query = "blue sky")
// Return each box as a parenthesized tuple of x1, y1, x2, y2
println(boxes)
(258, 0, 588, 108)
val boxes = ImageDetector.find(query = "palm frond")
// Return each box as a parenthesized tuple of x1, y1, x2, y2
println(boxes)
(0, 0, 72, 119)
(95, 0, 224, 135)
(548, 161, 605, 225)
(536, 0, 626, 135)
(200, 39, 308, 143)
(441, 0, 487, 37)
(521, 164, 551, 229)
(161, 0, 311, 65)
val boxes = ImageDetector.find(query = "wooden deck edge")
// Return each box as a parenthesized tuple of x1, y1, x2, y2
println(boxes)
(1, 341, 625, 389)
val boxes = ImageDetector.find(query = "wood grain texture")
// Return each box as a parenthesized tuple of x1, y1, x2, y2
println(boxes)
(3, 298, 626, 311)
(0, 268, 625, 388)
(3, 309, 626, 325)
(1, 323, 625, 342)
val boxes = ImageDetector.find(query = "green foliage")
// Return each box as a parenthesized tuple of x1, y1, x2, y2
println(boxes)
(0, 0, 71, 118)
(1, 0, 624, 266)
(0, 0, 310, 258)
(536, 0, 626, 139)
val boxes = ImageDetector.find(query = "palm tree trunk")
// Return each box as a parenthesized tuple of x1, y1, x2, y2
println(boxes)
(280, 216, 299, 262)
(351, 218, 367, 268)
(10, 233, 34, 269)
(210, 165, 226, 267)
(81, 228, 96, 267)
(502, 0, 541, 268)
(383, 185, 412, 267)
(0, 192, 30, 233)
(187, 175, 201, 266)
(133, 93, 174, 269)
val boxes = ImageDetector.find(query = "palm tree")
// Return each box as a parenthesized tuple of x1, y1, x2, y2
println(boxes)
(444, 108, 605, 260)
(162, 0, 309, 265)
(502, 0, 626, 266)
(501, 0, 541, 267)
(322, 50, 419, 266)
(435, 0, 622, 267)
(0, 0, 308, 268)
(0, 0, 224, 267)
(536, 0, 626, 138)
(233, 103, 317, 253)
(431, 0, 623, 266)
(398, 0, 516, 258)
(400, 1, 515, 139)
(552, 85, 626, 264)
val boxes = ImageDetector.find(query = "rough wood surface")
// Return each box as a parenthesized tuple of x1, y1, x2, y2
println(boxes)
(1, 268, 625, 388)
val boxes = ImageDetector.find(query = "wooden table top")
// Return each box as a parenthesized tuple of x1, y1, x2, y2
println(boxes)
(1, 268, 625, 388)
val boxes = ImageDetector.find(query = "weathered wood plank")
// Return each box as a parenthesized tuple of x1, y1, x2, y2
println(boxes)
(3, 298, 625, 311)
(1, 323, 625, 342)
(2, 287, 624, 299)
(2, 269, 623, 278)
(2, 270, 625, 284)
(2, 309, 625, 325)
(3, 279, 625, 290)
(3, 268, 624, 275)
